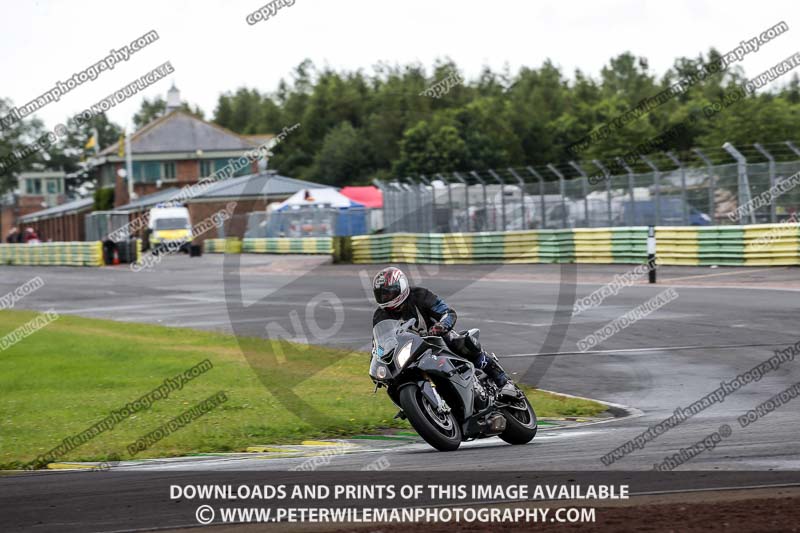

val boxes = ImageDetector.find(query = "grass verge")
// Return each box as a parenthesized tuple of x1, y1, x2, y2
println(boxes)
(0, 309, 605, 469)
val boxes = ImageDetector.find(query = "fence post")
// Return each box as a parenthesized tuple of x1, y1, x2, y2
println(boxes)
(507, 168, 528, 230)
(526, 166, 547, 229)
(469, 171, 489, 232)
(399, 179, 411, 232)
(617, 157, 637, 225)
(665, 152, 688, 225)
(753, 143, 777, 223)
(453, 172, 471, 232)
(419, 174, 432, 233)
(647, 225, 656, 283)
(487, 169, 506, 231)
(692, 148, 715, 224)
(640, 156, 661, 226)
(546, 164, 567, 229)
(437, 173, 454, 232)
(592, 159, 613, 227)
(390, 181, 403, 232)
(407, 177, 424, 233)
(568, 161, 589, 228)
(723, 142, 755, 224)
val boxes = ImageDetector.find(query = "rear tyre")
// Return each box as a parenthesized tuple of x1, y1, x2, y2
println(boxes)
(399, 385, 461, 451)
(499, 390, 538, 445)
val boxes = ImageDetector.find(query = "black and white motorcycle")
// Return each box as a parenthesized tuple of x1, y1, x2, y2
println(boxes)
(369, 318, 537, 451)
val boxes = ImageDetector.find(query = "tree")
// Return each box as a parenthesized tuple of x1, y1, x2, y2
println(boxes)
(46, 112, 123, 194)
(205, 55, 800, 183)
(309, 121, 374, 186)
(0, 98, 49, 193)
(393, 122, 469, 176)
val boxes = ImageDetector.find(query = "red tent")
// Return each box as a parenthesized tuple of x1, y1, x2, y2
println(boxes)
(339, 186, 383, 208)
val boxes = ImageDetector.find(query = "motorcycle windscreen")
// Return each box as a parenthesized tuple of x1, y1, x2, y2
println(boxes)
(372, 319, 401, 359)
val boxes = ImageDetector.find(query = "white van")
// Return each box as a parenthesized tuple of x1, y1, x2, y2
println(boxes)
(148, 205, 192, 253)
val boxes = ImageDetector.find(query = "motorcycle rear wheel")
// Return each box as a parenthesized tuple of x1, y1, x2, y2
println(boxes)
(399, 385, 462, 451)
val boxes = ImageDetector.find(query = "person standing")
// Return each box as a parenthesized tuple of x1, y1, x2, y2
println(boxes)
(5, 226, 21, 243)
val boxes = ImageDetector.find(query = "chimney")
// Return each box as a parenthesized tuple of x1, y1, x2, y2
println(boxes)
(166, 83, 181, 114)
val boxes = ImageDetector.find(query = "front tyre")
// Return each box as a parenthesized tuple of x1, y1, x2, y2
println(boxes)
(399, 385, 461, 451)
(499, 390, 538, 445)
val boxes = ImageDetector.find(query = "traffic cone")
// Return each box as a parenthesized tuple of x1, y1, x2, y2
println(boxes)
(113, 248, 120, 265)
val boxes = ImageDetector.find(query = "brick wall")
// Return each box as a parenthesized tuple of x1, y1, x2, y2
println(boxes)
(177, 160, 198, 183)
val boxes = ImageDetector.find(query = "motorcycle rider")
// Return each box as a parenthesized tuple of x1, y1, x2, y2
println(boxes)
(371, 266, 509, 387)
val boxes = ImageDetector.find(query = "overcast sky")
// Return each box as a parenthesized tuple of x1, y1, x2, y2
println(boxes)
(1, 0, 798, 132)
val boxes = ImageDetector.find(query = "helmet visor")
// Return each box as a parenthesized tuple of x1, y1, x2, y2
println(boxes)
(374, 285, 401, 306)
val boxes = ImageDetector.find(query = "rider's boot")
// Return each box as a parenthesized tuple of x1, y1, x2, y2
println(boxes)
(477, 351, 508, 387)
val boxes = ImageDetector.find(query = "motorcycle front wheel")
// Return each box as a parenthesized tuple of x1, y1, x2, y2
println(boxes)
(399, 385, 461, 451)
(499, 389, 538, 445)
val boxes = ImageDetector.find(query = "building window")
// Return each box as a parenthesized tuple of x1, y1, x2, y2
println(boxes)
(25, 179, 42, 195)
(200, 158, 250, 178)
(200, 160, 212, 177)
(46, 180, 59, 194)
(163, 162, 176, 181)
(102, 165, 116, 188)
(132, 161, 162, 183)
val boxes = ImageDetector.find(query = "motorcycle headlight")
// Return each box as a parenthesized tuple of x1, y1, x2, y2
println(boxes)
(396, 341, 413, 368)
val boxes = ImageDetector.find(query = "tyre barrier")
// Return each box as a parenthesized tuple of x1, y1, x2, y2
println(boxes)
(351, 228, 648, 264)
(242, 237, 333, 254)
(203, 238, 242, 254)
(0, 242, 104, 267)
(203, 237, 333, 255)
(656, 223, 800, 266)
(351, 224, 800, 266)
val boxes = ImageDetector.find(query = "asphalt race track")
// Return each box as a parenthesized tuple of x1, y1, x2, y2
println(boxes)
(2, 256, 800, 530)
(2, 255, 799, 471)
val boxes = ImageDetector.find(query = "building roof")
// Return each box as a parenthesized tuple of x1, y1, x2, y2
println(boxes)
(19, 197, 94, 223)
(190, 172, 330, 201)
(99, 111, 259, 156)
(116, 187, 181, 212)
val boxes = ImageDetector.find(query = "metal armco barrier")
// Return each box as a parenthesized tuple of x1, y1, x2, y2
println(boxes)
(0, 242, 104, 266)
(351, 223, 800, 266)
(204, 237, 333, 254)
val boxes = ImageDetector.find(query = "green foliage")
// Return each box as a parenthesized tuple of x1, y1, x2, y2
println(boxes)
(93, 187, 114, 211)
(0, 98, 49, 193)
(209, 56, 800, 185)
(309, 121, 373, 186)
(6, 52, 800, 192)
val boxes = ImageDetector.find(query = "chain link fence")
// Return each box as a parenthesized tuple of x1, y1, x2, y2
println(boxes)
(380, 146, 800, 232)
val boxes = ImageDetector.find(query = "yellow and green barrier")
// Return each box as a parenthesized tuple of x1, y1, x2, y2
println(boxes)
(203, 238, 242, 254)
(0, 242, 104, 266)
(656, 223, 800, 266)
(243, 237, 333, 254)
(204, 237, 333, 255)
(351, 223, 800, 266)
(351, 228, 648, 264)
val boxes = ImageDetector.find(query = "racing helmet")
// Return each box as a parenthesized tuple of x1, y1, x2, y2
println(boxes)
(373, 267, 409, 309)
